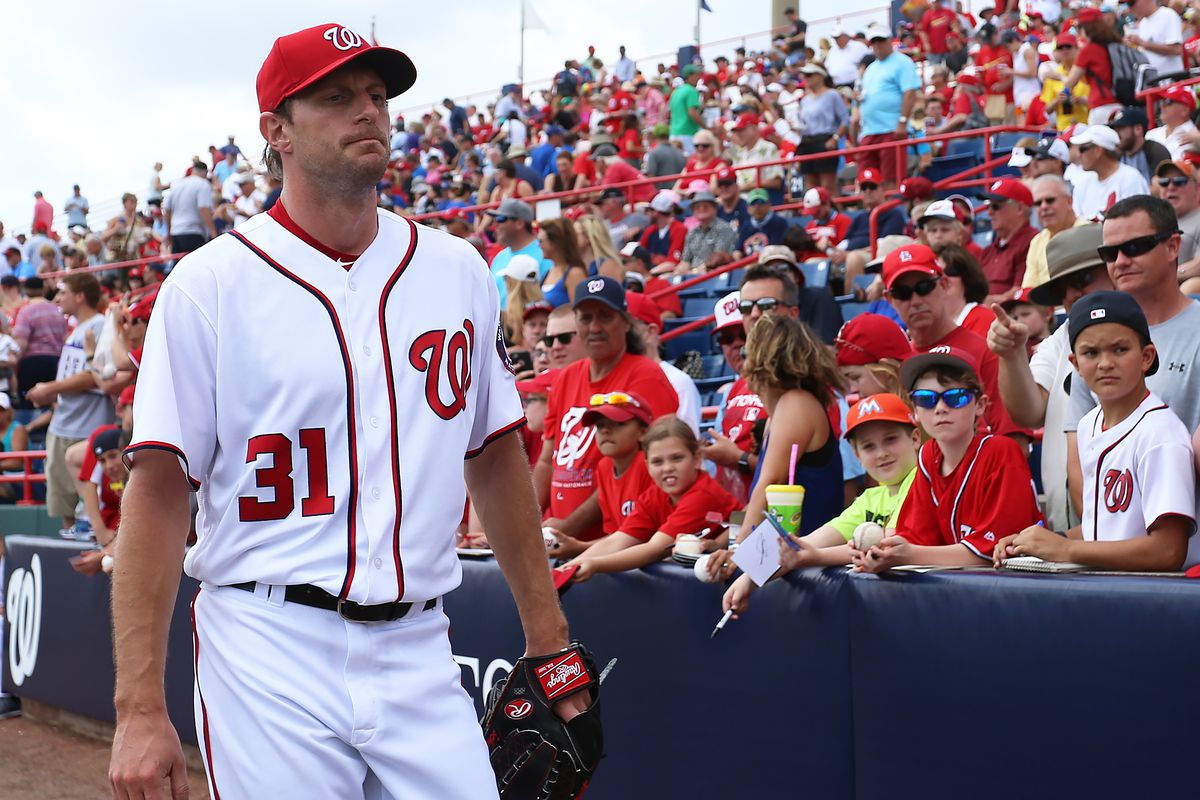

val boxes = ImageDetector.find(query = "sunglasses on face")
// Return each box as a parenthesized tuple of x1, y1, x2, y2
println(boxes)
(492, 215, 511, 223)
(695, 143, 713, 149)
(985, 199, 1008, 212)
(910, 387, 976, 410)
(1096, 230, 1176, 263)
(737, 297, 792, 315)
(1157, 176, 1191, 188)
(886, 277, 940, 301)
(716, 328, 746, 346)
(1034, 196, 1059, 206)
(860, 183, 880, 191)
(542, 331, 577, 347)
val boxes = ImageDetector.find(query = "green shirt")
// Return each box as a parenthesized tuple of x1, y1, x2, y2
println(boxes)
(668, 84, 701, 137)
(827, 468, 917, 541)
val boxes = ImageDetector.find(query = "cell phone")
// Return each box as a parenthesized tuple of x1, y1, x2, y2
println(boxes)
(509, 350, 534, 374)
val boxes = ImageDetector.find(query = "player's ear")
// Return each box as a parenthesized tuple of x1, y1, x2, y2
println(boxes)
(260, 112, 293, 156)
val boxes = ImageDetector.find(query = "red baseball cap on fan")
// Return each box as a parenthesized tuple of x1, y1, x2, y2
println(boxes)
(882, 243, 942, 288)
(858, 167, 882, 186)
(835, 313, 913, 366)
(257, 23, 418, 113)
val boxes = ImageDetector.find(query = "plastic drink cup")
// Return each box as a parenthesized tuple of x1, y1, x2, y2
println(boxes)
(765, 484, 805, 535)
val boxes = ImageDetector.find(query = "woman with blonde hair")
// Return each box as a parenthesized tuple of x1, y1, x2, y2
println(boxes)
(672, 128, 729, 195)
(538, 218, 591, 308)
(705, 313, 849, 579)
(500, 253, 548, 342)
(574, 215, 624, 279)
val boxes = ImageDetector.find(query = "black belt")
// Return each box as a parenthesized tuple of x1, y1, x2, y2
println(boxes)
(229, 582, 437, 623)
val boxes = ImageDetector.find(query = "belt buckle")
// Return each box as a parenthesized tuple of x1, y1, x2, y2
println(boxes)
(336, 597, 367, 623)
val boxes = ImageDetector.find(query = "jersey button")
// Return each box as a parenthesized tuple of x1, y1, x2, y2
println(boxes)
(363, 345, 372, 356)
(348, 281, 358, 292)
(373, 557, 383, 569)
(372, 487, 382, 499)
(370, 416, 380, 428)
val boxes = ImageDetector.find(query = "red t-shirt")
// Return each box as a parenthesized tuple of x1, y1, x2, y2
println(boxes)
(1077, 43, 1116, 106)
(978, 44, 1014, 102)
(620, 471, 742, 541)
(959, 303, 995, 341)
(717, 377, 767, 503)
(681, 157, 729, 181)
(895, 433, 1043, 558)
(595, 452, 654, 535)
(522, 424, 543, 469)
(601, 160, 656, 204)
(544, 354, 679, 539)
(798, 211, 853, 259)
(645, 276, 683, 317)
(920, 7, 958, 54)
(617, 128, 643, 161)
(921, 326, 1019, 438)
(574, 152, 598, 184)
(1186, 36, 1200, 69)
(952, 89, 982, 118)
(91, 462, 125, 532)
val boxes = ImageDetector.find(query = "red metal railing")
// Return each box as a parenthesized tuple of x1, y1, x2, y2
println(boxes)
(0, 450, 48, 506)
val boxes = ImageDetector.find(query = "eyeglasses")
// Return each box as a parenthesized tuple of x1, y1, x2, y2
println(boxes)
(717, 180, 736, 186)
(1096, 230, 1177, 263)
(1078, 144, 1095, 153)
(860, 183, 880, 191)
(1157, 176, 1191, 188)
(1033, 196, 1059, 206)
(589, 391, 643, 408)
(695, 143, 713, 149)
(885, 277, 940, 301)
(737, 297, 793, 315)
(910, 387, 976, 410)
(542, 331, 577, 347)
(716, 328, 746, 346)
(985, 199, 1008, 212)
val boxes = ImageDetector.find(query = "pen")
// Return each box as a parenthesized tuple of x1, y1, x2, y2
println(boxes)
(711, 609, 734, 639)
(764, 513, 803, 551)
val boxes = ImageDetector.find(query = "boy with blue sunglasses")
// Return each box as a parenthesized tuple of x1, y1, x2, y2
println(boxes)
(853, 346, 1044, 572)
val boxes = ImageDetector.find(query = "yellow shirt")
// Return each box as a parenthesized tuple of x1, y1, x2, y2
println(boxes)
(1041, 77, 1090, 131)
(1022, 217, 1091, 289)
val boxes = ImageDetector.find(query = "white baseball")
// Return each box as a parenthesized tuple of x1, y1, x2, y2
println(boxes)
(542, 527, 560, 550)
(100, 364, 117, 380)
(693, 554, 717, 583)
(101, 554, 114, 574)
(853, 522, 885, 551)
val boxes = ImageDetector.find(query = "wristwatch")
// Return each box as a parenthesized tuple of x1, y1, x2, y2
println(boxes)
(898, 115, 909, 124)
(737, 451, 752, 475)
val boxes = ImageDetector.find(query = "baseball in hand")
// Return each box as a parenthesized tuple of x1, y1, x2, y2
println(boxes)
(101, 554, 114, 574)
(100, 364, 118, 380)
(852, 522, 885, 551)
(693, 554, 718, 583)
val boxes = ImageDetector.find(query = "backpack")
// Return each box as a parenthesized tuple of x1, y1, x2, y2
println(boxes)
(1106, 43, 1155, 107)
(961, 92, 991, 130)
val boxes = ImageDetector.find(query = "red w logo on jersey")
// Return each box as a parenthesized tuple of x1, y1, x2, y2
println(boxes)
(409, 320, 474, 420)
(1103, 468, 1134, 513)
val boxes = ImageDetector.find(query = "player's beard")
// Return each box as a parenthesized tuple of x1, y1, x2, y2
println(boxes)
(300, 134, 389, 201)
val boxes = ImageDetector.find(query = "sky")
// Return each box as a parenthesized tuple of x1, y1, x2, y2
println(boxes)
(0, 0, 889, 236)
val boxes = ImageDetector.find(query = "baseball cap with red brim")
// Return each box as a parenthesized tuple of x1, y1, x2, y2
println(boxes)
(515, 369, 559, 397)
(580, 390, 653, 426)
(899, 345, 981, 390)
(257, 24, 418, 113)
(983, 178, 1033, 207)
(882, 243, 942, 288)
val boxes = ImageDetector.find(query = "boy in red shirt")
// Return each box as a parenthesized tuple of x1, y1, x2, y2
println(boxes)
(566, 417, 741, 580)
(581, 390, 654, 536)
(854, 346, 1043, 570)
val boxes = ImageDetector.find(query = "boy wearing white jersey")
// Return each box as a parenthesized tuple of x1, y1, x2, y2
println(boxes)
(995, 291, 1197, 571)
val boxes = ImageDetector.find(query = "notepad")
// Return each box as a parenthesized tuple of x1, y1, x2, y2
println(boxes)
(1000, 556, 1088, 573)
(731, 521, 781, 587)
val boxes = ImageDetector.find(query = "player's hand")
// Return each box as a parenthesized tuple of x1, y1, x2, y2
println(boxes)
(552, 689, 591, 723)
(987, 303, 1030, 359)
(110, 708, 190, 800)
(705, 547, 738, 581)
(70, 549, 105, 576)
(1005, 525, 1069, 562)
(722, 572, 757, 618)
(699, 432, 741, 467)
(24, 382, 55, 408)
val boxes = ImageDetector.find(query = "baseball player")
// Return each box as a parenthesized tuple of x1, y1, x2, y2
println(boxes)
(994, 292, 1198, 570)
(109, 24, 588, 799)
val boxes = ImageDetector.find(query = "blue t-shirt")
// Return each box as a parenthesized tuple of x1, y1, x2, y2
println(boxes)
(490, 241, 553, 310)
(860, 51, 921, 137)
(843, 206, 908, 251)
(736, 213, 790, 254)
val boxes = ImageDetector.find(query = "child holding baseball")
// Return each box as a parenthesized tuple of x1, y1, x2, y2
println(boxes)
(993, 292, 1196, 571)
(723, 393, 922, 615)
(855, 346, 1044, 572)
(565, 416, 740, 581)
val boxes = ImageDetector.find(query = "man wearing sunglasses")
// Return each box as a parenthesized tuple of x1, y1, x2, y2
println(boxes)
(1068, 125, 1150, 221)
(1020, 174, 1087, 289)
(976, 178, 1037, 303)
(1154, 161, 1200, 290)
(744, 248, 844, 344)
(1063, 196, 1200, 507)
(543, 305, 587, 370)
(485, 198, 549, 310)
(989, 223, 1114, 532)
(1146, 85, 1198, 161)
(883, 243, 1022, 441)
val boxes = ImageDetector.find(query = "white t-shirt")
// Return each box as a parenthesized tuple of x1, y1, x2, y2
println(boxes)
(502, 117, 528, 150)
(1013, 42, 1042, 110)
(1135, 6, 1185, 76)
(0, 333, 19, 393)
(1071, 163, 1150, 220)
(824, 40, 871, 87)
(1146, 120, 1197, 160)
(164, 174, 214, 237)
(1077, 391, 1198, 565)
(660, 361, 701, 435)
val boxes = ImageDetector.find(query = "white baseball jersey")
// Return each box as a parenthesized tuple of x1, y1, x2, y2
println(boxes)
(128, 205, 524, 604)
(1077, 391, 1199, 565)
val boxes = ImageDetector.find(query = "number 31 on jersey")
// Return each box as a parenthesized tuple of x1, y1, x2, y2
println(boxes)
(238, 428, 335, 522)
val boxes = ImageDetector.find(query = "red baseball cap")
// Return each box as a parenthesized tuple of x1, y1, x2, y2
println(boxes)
(844, 393, 917, 438)
(1001, 287, 1041, 310)
(625, 291, 663, 328)
(715, 167, 737, 183)
(1163, 84, 1198, 111)
(858, 167, 882, 186)
(580, 390, 654, 426)
(1077, 6, 1103, 23)
(802, 187, 831, 212)
(1055, 33, 1078, 48)
(900, 345, 982, 390)
(128, 288, 158, 322)
(257, 24, 418, 113)
(835, 313, 913, 366)
(899, 176, 933, 201)
(882, 244, 942, 288)
(732, 113, 761, 131)
(984, 178, 1033, 207)
(515, 369, 559, 397)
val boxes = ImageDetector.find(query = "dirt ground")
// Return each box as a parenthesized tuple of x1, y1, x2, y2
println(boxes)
(0, 703, 210, 800)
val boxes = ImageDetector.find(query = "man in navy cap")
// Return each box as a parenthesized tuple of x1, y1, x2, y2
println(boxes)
(1110, 106, 1171, 183)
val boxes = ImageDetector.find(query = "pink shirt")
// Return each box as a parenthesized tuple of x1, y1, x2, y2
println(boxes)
(13, 301, 67, 358)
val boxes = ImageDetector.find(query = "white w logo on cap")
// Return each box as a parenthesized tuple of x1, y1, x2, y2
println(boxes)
(587, 280, 605, 293)
(323, 26, 364, 51)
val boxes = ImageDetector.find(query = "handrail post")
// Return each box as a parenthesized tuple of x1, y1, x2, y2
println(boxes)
(984, 130, 993, 182)
(18, 454, 32, 506)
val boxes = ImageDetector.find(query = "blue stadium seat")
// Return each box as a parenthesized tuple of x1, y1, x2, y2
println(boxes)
(682, 295, 716, 318)
(799, 260, 829, 289)
(989, 149, 1022, 179)
(711, 267, 745, 293)
(694, 376, 731, 393)
(990, 131, 1027, 151)
(663, 328, 712, 361)
(837, 301, 870, 321)
(922, 153, 981, 198)
(702, 354, 729, 378)
(852, 274, 875, 293)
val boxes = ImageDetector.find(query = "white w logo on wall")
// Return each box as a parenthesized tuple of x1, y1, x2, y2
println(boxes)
(323, 26, 364, 51)
(7, 554, 42, 686)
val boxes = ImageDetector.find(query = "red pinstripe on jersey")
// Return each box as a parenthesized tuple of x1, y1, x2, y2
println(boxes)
(1088, 403, 1169, 541)
(123, 441, 203, 490)
(377, 217, 419, 601)
(228, 229, 362, 600)
(191, 592, 221, 800)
